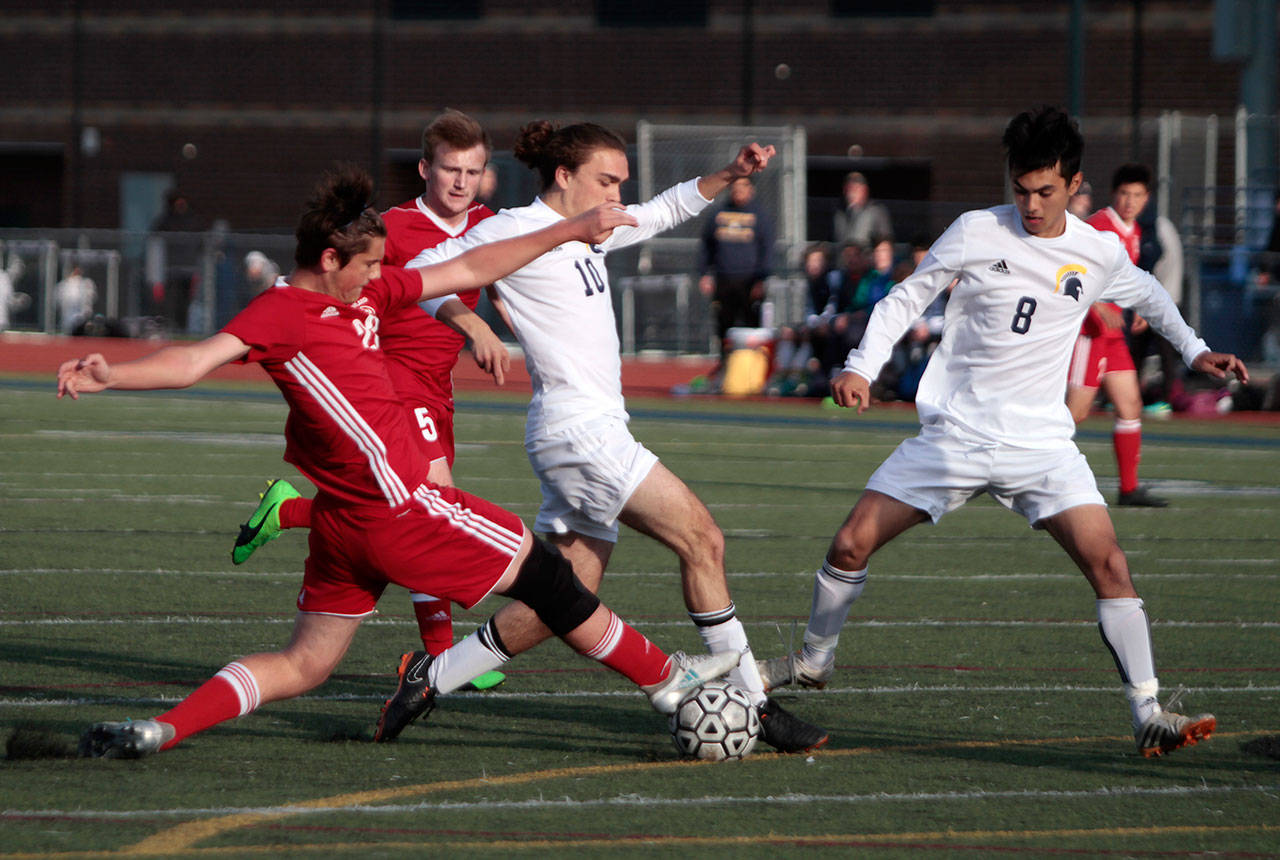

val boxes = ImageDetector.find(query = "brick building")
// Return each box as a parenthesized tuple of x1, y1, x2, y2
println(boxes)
(0, 1, 1255, 234)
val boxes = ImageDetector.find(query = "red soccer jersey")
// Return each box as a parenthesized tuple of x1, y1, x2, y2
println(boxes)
(379, 199, 495, 405)
(221, 266, 433, 507)
(1082, 207, 1139, 338)
(1086, 207, 1141, 264)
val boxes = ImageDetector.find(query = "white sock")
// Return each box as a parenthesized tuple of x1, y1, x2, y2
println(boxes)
(800, 561, 867, 668)
(691, 604, 766, 705)
(428, 618, 508, 695)
(214, 661, 261, 716)
(1097, 597, 1160, 727)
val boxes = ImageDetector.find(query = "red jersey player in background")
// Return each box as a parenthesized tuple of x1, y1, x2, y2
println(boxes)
(65, 164, 741, 759)
(1068, 163, 1166, 507)
(232, 112, 513, 686)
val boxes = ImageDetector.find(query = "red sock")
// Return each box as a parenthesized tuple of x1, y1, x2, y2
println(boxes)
(411, 593, 454, 655)
(155, 662, 260, 749)
(278, 497, 313, 529)
(1114, 419, 1142, 494)
(579, 611, 670, 687)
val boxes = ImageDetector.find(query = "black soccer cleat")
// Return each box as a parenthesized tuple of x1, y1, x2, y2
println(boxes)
(757, 696, 829, 753)
(1117, 485, 1169, 508)
(374, 651, 437, 743)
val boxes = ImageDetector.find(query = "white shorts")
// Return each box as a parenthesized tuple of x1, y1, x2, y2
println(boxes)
(866, 423, 1105, 527)
(526, 415, 659, 543)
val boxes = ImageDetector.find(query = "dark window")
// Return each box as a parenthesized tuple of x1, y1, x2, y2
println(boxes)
(831, 0, 934, 17)
(391, 0, 481, 20)
(597, 0, 707, 27)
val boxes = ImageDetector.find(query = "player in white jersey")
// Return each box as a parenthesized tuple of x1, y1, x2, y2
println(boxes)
(397, 120, 827, 753)
(758, 106, 1248, 758)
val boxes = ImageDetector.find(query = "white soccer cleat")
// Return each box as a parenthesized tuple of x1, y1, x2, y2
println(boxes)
(79, 719, 170, 759)
(645, 650, 743, 715)
(1135, 710, 1216, 757)
(756, 651, 832, 692)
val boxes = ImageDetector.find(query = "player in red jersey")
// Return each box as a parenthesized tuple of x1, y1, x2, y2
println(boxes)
(235, 112, 509, 674)
(64, 165, 742, 759)
(1068, 163, 1166, 507)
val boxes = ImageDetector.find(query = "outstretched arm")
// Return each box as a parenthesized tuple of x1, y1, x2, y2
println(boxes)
(696, 143, 777, 200)
(57, 332, 249, 400)
(413, 203, 637, 302)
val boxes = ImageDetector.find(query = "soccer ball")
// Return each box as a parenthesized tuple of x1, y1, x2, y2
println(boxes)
(669, 679, 761, 761)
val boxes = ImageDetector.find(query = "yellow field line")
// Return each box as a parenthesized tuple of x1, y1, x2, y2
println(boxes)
(2, 729, 1273, 858)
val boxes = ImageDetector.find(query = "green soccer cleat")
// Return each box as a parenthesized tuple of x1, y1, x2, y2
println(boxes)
(461, 670, 506, 692)
(232, 479, 301, 565)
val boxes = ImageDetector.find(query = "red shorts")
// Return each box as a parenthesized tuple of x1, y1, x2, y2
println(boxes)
(404, 396, 456, 467)
(297, 484, 527, 617)
(1068, 331, 1134, 389)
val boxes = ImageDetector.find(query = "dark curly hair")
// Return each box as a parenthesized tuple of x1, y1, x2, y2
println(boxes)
(294, 163, 386, 268)
(513, 120, 626, 191)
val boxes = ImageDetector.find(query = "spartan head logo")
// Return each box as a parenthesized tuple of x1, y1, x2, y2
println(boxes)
(1055, 264, 1089, 301)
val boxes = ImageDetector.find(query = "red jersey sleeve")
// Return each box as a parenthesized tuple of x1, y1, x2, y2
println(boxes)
(221, 288, 305, 365)
(360, 265, 423, 314)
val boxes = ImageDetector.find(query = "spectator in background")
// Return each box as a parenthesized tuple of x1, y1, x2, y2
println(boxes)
(769, 243, 837, 398)
(851, 237, 896, 312)
(0, 249, 25, 333)
(150, 191, 206, 334)
(1068, 179, 1094, 219)
(55, 266, 97, 335)
(698, 176, 774, 369)
(478, 165, 500, 207)
(833, 172, 892, 251)
(1129, 196, 1186, 410)
(243, 251, 280, 295)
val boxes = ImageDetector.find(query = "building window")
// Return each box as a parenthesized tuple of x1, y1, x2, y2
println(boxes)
(596, 0, 707, 27)
(391, 0, 481, 20)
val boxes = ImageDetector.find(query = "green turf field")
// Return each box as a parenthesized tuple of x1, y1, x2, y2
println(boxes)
(2, 379, 1278, 857)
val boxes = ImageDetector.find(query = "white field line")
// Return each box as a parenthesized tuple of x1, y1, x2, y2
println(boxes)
(3, 783, 1277, 820)
(4, 567, 1277, 581)
(5, 684, 1280, 709)
(1, 616, 1276, 629)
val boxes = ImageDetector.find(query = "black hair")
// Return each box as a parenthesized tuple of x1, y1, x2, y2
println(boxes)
(1002, 105, 1084, 181)
(1111, 162, 1153, 191)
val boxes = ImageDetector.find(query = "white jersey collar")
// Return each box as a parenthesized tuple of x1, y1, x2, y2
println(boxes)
(414, 196, 471, 237)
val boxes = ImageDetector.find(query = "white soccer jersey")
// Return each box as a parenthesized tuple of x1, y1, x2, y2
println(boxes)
(844, 205, 1208, 448)
(409, 179, 713, 437)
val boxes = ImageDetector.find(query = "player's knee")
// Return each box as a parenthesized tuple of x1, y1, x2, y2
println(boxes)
(830, 523, 873, 571)
(666, 508, 723, 569)
(1089, 544, 1134, 597)
(505, 538, 601, 637)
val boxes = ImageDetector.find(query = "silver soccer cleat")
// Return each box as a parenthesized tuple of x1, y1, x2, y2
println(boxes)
(79, 719, 169, 759)
(756, 651, 833, 692)
(1135, 709, 1216, 757)
(645, 650, 743, 715)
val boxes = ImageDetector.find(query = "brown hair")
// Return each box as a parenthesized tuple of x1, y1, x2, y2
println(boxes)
(421, 109, 492, 165)
(294, 163, 386, 268)
(513, 120, 626, 190)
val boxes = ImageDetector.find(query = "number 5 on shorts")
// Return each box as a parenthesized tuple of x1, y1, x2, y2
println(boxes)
(414, 407, 438, 442)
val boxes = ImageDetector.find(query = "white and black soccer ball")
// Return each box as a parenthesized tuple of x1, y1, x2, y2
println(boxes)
(669, 679, 761, 761)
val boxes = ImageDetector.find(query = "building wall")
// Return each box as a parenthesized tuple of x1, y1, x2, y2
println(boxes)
(0, 1, 1254, 230)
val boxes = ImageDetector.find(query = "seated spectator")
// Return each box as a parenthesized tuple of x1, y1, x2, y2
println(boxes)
(768, 243, 836, 398)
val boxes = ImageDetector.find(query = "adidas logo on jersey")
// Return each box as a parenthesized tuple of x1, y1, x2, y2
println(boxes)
(988, 259, 1011, 274)
(321, 306, 340, 319)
